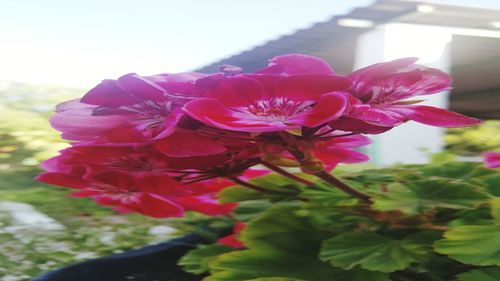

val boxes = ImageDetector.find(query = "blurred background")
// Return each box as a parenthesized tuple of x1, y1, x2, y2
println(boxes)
(1, 0, 499, 279)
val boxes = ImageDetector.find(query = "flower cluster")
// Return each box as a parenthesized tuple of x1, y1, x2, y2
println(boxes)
(37, 54, 480, 220)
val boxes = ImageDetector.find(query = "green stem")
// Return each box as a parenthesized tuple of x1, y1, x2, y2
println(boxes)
(260, 161, 315, 186)
(227, 176, 269, 193)
(314, 171, 371, 202)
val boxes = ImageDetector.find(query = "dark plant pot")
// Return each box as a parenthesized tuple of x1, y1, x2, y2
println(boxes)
(33, 234, 205, 281)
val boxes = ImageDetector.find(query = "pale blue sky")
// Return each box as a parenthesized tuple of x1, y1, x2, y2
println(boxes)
(0, 0, 499, 87)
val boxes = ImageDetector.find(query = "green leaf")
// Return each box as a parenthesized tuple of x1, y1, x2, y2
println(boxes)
(483, 174, 500, 196)
(231, 200, 273, 221)
(420, 162, 495, 180)
(217, 174, 301, 203)
(455, 267, 500, 281)
(240, 203, 326, 253)
(320, 232, 437, 272)
(206, 204, 389, 281)
(373, 179, 490, 215)
(207, 250, 389, 281)
(490, 198, 500, 225)
(218, 186, 265, 203)
(178, 244, 234, 275)
(299, 183, 352, 206)
(434, 225, 500, 266)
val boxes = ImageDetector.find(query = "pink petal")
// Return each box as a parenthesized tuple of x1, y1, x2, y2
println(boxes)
(329, 117, 393, 134)
(154, 108, 184, 139)
(138, 193, 184, 218)
(217, 234, 244, 248)
(91, 172, 134, 189)
(55, 99, 91, 112)
(242, 74, 282, 99)
(50, 107, 129, 141)
(154, 130, 227, 157)
(35, 172, 90, 189)
(484, 152, 500, 169)
(400, 105, 481, 127)
(70, 189, 101, 197)
(146, 72, 206, 96)
(276, 74, 351, 101)
(104, 123, 148, 143)
(81, 79, 139, 106)
(349, 57, 418, 84)
(197, 76, 263, 107)
(163, 154, 232, 170)
(116, 73, 167, 102)
(288, 92, 348, 127)
(349, 105, 406, 127)
(257, 54, 335, 75)
(134, 175, 184, 195)
(325, 134, 372, 148)
(173, 196, 236, 216)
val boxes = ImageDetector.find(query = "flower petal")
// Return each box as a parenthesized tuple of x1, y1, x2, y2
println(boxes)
(484, 152, 500, 169)
(276, 74, 351, 101)
(35, 172, 90, 189)
(154, 130, 227, 157)
(81, 79, 139, 106)
(329, 117, 393, 134)
(116, 73, 167, 102)
(349, 57, 418, 85)
(288, 92, 348, 127)
(196, 76, 263, 107)
(257, 54, 335, 75)
(173, 195, 236, 216)
(146, 72, 205, 96)
(50, 107, 129, 141)
(399, 105, 481, 127)
(138, 193, 184, 218)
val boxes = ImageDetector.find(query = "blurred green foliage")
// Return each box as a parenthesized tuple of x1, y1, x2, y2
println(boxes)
(445, 121, 500, 156)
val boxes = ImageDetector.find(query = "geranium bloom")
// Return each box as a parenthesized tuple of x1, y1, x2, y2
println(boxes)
(51, 72, 204, 143)
(484, 152, 500, 168)
(183, 56, 352, 132)
(343, 57, 481, 128)
(36, 171, 235, 217)
(40, 144, 231, 178)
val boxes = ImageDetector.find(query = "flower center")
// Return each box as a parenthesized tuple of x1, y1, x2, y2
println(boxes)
(244, 98, 314, 122)
(123, 100, 174, 128)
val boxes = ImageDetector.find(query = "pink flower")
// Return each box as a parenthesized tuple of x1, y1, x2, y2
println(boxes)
(40, 144, 231, 179)
(183, 56, 351, 132)
(344, 58, 481, 128)
(218, 222, 246, 248)
(184, 74, 349, 132)
(484, 152, 500, 168)
(50, 73, 204, 143)
(36, 171, 235, 217)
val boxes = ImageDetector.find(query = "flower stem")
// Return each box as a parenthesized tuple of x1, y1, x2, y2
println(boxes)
(227, 176, 269, 193)
(314, 171, 371, 202)
(260, 161, 315, 186)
